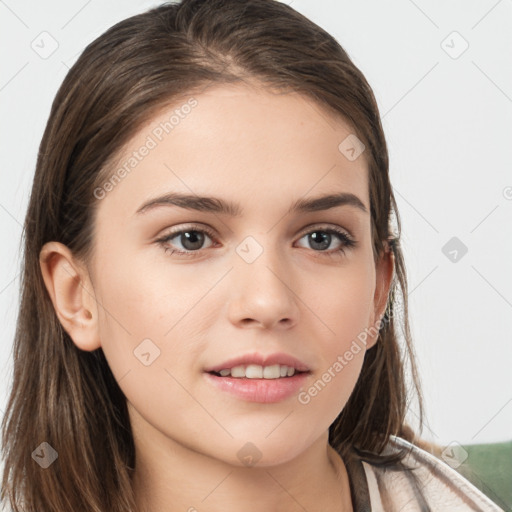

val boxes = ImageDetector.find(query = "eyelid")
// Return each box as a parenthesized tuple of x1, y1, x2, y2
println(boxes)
(158, 222, 354, 239)
(296, 222, 354, 239)
(157, 223, 217, 243)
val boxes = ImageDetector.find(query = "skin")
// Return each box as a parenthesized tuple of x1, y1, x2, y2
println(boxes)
(40, 81, 394, 512)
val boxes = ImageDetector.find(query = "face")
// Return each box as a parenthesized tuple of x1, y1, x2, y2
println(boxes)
(69, 82, 391, 467)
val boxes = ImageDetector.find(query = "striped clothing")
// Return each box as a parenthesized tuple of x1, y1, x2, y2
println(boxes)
(343, 436, 504, 511)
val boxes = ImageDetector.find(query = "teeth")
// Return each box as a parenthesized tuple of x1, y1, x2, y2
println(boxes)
(231, 366, 246, 378)
(216, 364, 299, 379)
(263, 365, 279, 378)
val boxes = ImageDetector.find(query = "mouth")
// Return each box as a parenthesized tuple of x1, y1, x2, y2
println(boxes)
(206, 364, 311, 379)
(204, 365, 311, 403)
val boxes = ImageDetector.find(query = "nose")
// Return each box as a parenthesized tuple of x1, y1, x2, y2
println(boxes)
(226, 236, 300, 330)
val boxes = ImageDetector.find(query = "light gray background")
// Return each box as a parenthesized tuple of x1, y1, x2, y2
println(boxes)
(1, 0, 511, 454)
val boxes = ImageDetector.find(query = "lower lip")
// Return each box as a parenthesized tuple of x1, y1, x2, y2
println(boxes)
(204, 372, 310, 403)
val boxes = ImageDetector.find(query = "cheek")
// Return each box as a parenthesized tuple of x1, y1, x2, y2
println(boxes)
(297, 348, 365, 435)
(92, 261, 207, 429)
(92, 252, 218, 384)
(297, 261, 374, 409)
(303, 257, 375, 346)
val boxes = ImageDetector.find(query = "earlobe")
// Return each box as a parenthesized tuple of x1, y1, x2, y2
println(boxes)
(366, 242, 395, 350)
(39, 241, 101, 351)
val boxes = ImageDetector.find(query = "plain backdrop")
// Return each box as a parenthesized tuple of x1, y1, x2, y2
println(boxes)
(0, 0, 511, 461)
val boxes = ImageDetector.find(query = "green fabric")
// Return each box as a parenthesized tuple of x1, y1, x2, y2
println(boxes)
(454, 440, 512, 511)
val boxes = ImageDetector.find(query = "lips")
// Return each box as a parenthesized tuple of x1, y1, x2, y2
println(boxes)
(204, 371, 310, 402)
(203, 352, 311, 374)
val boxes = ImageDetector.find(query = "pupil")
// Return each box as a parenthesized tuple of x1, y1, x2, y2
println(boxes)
(310, 231, 330, 250)
(182, 231, 204, 250)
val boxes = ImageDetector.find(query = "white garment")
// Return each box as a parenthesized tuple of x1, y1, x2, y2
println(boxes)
(343, 435, 505, 511)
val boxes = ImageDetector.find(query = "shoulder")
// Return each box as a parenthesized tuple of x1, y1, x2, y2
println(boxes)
(358, 435, 504, 511)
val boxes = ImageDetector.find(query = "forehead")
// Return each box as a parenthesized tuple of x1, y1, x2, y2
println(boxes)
(95, 82, 370, 223)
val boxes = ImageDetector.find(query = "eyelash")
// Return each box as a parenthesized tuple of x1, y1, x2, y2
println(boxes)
(156, 224, 357, 259)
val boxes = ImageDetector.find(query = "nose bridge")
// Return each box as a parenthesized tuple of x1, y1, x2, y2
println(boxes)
(234, 231, 286, 283)
(228, 230, 299, 325)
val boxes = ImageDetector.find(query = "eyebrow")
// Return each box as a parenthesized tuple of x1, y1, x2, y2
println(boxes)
(135, 191, 368, 217)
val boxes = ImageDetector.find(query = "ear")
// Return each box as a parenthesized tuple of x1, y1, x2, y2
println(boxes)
(365, 241, 395, 350)
(39, 241, 101, 351)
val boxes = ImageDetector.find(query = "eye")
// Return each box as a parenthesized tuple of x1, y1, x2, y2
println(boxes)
(296, 226, 357, 257)
(155, 224, 357, 258)
(156, 224, 217, 258)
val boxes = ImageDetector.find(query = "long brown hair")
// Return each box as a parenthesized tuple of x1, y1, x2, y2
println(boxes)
(1, 0, 424, 510)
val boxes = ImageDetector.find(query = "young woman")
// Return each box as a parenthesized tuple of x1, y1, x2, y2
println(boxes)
(1, 0, 503, 510)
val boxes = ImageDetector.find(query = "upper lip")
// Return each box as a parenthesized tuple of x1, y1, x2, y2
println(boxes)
(204, 352, 311, 373)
